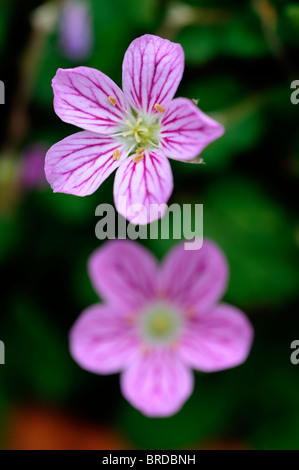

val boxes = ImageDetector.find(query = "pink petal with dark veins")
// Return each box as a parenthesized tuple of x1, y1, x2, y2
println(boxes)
(52, 67, 128, 133)
(122, 34, 184, 114)
(160, 98, 224, 161)
(45, 131, 123, 196)
(113, 150, 173, 225)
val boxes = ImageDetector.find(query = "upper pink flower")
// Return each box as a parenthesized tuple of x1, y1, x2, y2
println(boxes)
(45, 34, 224, 224)
(70, 240, 253, 417)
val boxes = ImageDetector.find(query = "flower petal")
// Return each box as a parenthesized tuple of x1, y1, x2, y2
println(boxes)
(159, 240, 228, 311)
(69, 304, 139, 374)
(88, 240, 159, 312)
(122, 34, 184, 113)
(45, 131, 123, 196)
(114, 150, 173, 224)
(121, 350, 194, 417)
(52, 67, 128, 133)
(179, 304, 254, 372)
(160, 98, 224, 161)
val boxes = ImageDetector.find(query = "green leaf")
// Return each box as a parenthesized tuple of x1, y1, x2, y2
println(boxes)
(176, 25, 222, 64)
(201, 109, 265, 169)
(38, 189, 97, 224)
(182, 75, 246, 112)
(3, 297, 77, 399)
(284, 4, 299, 25)
(0, 217, 21, 263)
(203, 178, 299, 307)
(223, 15, 269, 57)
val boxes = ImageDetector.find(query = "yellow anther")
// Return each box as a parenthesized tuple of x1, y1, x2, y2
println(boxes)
(136, 147, 146, 154)
(133, 153, 144, 163)
(154, 103, 165, 113)
(108, 96, 117, 106)
(113, 149, 120, 160)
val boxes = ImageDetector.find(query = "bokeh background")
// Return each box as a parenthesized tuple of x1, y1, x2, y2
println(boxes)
(0, 0, 299, 450)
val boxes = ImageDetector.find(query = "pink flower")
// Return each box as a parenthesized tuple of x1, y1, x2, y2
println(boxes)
(70, 240, 253, 417)
(45, 34, 224, 224)
(59, 0, 93, 61)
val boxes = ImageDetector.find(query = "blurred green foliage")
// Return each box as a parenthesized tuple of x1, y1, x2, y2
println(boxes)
(0, 0, 299, 450)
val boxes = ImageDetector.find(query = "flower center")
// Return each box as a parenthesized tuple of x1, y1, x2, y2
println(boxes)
(139, 302, 182, 345)
(123, 117, 149, 144)
(114, 110, 161, 155)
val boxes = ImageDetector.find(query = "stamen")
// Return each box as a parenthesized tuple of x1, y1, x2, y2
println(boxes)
(113, 149, 120, 160)
(154, 103, 165, 113)
(133, 153, 144, 163)
(122, 130, 134, 137)
(125, 120, 134, 129)
(136, 147, 146, 154)
(108, 96, 117, 106)
(121, 114, 160, 148)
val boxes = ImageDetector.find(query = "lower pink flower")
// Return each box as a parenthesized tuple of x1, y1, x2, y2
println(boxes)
(70, 240, 253, 417)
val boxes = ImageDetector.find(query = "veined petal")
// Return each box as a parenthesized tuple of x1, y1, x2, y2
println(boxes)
(114, 150, 173, 225)
(159, 240, 228, 311)
(88, 240, 159, 312)
(122, 34, 184, 114)
(70, 304, 139, 374)
(160, 98, 224, 161)
(121, 349, 194, 417)
(45, 131, 123, 196)
(179, 304, 254, 372)
(52, 67, 128, 133)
